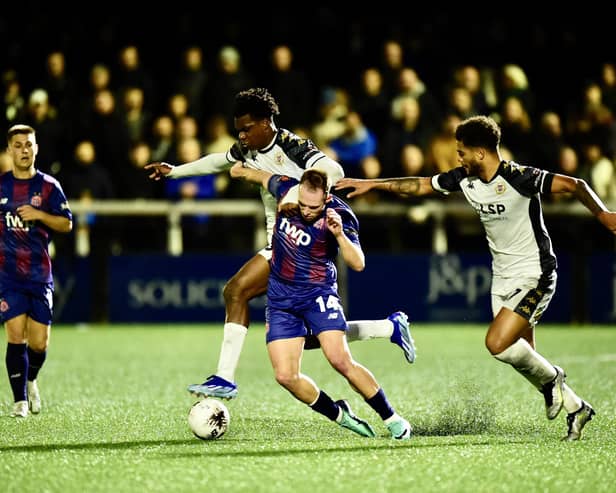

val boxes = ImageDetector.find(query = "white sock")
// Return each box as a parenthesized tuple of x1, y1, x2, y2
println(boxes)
(562, 383, 583, 413)
(346, 319, 393, 342)
(494, 338, 557, 389)
(216, 322, 248, 382)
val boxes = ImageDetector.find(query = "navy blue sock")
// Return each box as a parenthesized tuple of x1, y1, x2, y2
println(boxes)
(365, 388, 395, 420)
(309, 390, 340, 421)
(6, 343, 28, 402)
(27, 346, 46, 381)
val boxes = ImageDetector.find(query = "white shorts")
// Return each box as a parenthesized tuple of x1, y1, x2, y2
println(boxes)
(491, 272, 557, 327)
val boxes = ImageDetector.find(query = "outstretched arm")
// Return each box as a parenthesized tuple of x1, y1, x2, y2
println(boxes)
(551, 174, 616, 233)
(334, 176, 435, 199)
(229, 162, 272, 189)
(144, 151, 233, 181)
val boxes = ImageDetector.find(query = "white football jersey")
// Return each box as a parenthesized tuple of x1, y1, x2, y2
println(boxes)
(170, 129, 339, 247)
(431, 161, 557, 280)
(228, 129, 334, 245)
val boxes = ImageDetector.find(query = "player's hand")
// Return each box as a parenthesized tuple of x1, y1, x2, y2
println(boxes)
(16, 204, 41, 221)
(229, 162, 246, 179)
(326, 208, 342, 236)
(334, 178, 373, 198)
(144, 162, 173, 180)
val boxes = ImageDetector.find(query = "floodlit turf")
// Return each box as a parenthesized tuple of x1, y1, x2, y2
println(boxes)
(1, 324, 615, 493)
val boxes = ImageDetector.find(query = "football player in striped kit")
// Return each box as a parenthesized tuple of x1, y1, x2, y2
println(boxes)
(145, 88, 415, 400)
(228, 163, 411, 439)
(1, 124, 73, 417)
(335, 115, 616, 441)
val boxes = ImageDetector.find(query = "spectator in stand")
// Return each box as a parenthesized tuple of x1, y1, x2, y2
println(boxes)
(78, 89, 131, 179)
(2, 70, 26, 130)
(450, 65, 491, 116)
(42, 51, 75, 126)
(164, 136, 219, 251)
(115, 45, 156, 114)
(390, 67, 440, 127)
(499, 95, 534, 164)
(497, 64, 534, 116)
(352, 67, 390, 142)
(565, 82, 613, 152)
(328, 111, 378, 178)
(426, 114, 461, 174)
(532, 111, 567, 172)
(579, 143, 616, 203)
(262, 44, 314, 131)
(174, 45, 208, 123)
(379, 40, 405, 100)
(203, 114, 236, 155)
(148, 115, 175, 163)
(120, 86, 151, 145)
(380, 97, 434, 177)
(23, 89, 65, 176)
(205, 45, 255, 128)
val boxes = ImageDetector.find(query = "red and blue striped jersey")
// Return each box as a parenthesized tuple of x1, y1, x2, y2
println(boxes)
(0, 170, 72, 285)
(267, 175, 360, 286)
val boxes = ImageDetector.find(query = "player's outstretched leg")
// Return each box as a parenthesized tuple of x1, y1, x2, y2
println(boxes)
(187, 375, 238, 400)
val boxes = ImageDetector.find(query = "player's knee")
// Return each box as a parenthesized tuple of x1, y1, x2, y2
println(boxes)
(485, 333, 505, 355)
(223, 279, 246, 304)
(274, 370, 299, 390)
(328, 355, 353, 375)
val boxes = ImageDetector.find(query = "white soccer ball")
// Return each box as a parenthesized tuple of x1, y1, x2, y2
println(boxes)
(188, 398, 230, 440)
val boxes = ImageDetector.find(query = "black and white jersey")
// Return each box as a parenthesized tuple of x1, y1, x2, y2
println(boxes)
(229, 129, 333, 244)
(170, 128, 338, 246)
(431, 161, 557, 279)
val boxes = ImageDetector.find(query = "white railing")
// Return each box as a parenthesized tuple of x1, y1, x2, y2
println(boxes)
(68, 198, 615, 256)
(70, 199, 266, 256)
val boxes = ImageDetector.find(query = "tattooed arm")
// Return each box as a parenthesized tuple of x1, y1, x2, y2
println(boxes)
(334, 176, 436, 199)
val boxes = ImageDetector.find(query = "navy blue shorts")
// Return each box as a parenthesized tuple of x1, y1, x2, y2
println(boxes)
(265, 278, 347, 344)
(0, 281, 54, 325)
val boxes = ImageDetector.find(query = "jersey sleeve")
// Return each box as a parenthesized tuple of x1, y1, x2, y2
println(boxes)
(47, 176, 72, 220)
(268, 174, 299, 201)
(502, 162, 553, 196)
(332, 197, 360, 246)
(431, 166, 467, 194)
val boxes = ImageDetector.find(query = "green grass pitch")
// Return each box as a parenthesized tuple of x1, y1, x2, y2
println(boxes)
(1, 324, 615, 492)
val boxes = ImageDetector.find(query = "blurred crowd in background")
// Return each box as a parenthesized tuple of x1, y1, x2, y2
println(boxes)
(1, 8, 615, 255)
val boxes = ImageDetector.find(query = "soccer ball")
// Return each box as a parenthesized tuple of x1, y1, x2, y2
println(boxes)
(188, 398, 230, 440)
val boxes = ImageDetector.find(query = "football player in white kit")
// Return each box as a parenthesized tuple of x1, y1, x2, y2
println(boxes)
(144, 88, 415, 400)
(336, 115, 616, 441)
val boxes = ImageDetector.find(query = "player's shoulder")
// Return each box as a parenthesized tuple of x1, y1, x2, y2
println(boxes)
(38, 170, 63, 187)
(500, 160, 544, 178)
(276, 128, 318, 153)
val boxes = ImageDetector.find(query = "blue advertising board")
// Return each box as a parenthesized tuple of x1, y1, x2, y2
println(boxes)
(108, 254, 266, 322)
(104, 253, 575, 324)
(589, 254, 616, 323)
(346, 253, 573, 323)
